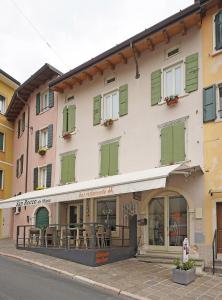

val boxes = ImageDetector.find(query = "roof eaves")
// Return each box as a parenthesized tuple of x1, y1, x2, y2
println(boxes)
(0, 69, 20, 86)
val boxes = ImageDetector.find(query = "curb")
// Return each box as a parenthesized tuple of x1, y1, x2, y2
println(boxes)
(0, 251, 151, 300)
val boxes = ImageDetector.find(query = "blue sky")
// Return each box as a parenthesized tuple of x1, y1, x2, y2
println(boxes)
(1, 0, 194, 82)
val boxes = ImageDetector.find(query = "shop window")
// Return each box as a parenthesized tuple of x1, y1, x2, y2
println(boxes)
(96, 198, 116, 230)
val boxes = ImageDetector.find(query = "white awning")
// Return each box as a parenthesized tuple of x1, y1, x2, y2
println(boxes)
(0, 164, 183, 209)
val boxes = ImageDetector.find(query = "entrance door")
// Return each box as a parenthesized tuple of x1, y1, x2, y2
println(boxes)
(217, 203, 222, 253)
(148, 195, 188, 250)
(36, 207, 49, 228)
(69, 203, 83, 226)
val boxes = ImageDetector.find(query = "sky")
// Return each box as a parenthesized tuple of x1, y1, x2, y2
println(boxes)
(1, 0, 194, 83)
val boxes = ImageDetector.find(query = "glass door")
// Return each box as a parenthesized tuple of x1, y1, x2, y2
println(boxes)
(69, 203, 84, 226)
(148, 195, 188, 251)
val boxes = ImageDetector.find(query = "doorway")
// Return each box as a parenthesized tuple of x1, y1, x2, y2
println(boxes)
(148, 194, 188, 251)
(68, 203, 83, 226)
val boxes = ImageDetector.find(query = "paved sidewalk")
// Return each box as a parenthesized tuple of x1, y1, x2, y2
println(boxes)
(0, 239, 222, 300)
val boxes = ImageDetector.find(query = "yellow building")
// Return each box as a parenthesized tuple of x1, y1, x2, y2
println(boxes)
(201, 0, 222, 256)
(0, 69, 19, 238)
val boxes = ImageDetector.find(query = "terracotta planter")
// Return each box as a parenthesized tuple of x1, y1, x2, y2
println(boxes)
(172, 268, 196, 285)
(165, 96, 179, 106)
(103, 119, 114, 127)
(63, 132, 71, 139)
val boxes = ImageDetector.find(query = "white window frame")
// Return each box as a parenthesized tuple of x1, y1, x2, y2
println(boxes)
(0, 95, 6, 114)
(39, 127, 48, 148)
(216, 83, 222, 120)
(163, 61, 184, 100)
(0, 169, 4, 190)
(41, 90, 49, 112)
(38, 166, 47, 188)
(102, 90, 119, 121)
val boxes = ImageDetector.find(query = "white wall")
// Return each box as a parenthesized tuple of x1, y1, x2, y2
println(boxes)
(55, 28, 203, 184)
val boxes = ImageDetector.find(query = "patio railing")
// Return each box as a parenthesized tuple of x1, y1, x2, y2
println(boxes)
(16, 223, 130, 250)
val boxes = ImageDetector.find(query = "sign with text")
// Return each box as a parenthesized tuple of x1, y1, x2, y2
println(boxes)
(16, 198, 51, 208)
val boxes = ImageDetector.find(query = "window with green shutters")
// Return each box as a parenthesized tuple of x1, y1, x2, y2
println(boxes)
(0, 132, 4, 151)
(203, 85, 217, 122)
(61, 153, 76, 184)
(33, 164, 52, 190)
(62, 105, 76, 134)
(215, 11, 222, 51)
(151, 53, 198, 106)
(36, 90, 54, 115)
(161, 123, 185, 165)
(100, 141, 119, 177)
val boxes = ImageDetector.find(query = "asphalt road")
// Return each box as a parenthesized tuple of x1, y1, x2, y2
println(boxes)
(0, 255, 127, 300)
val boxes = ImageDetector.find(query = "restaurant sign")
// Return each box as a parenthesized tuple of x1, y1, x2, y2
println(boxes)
(16, 198, 51, 207)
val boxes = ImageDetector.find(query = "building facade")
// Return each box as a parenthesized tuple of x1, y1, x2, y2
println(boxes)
(0, 70, 19, 238)
(5, 64, 61, 238)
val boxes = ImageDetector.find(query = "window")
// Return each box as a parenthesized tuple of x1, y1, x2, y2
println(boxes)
(33, 164, 52, 190)
(105, 76, 116, 85)
(62, 105, 76, 134)
(96, 198, 116, 230)
(0, 95, 6, 114)
(100, 141, 119, 177)
(60, 153, 76, 184)
(163, 63, 183, 98)
(0, 170, 4, 189)
(39, 128, 48, 148)
(41, 90, 49, 111)
(22, 112, 25, 132)
(161, 122, 185, 165)
(17, 120, 21, 138)
(166, 46, 180, 59)
(16, 155, 24, 178)
(215, 11, 222, 51)
(218, 85, 222, 118)
(0, 132, 4, 151)
(103, 91, 119, 121)
(36, 90, 54, 115)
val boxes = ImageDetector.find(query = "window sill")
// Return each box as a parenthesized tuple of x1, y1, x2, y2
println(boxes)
(39, 107, 50, 115)
(158, 94, 188, 106)
(210, 49, 222, 57)
(62, 130, 76, 139)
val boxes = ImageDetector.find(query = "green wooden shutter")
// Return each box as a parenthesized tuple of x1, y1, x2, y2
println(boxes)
(119, 84, 128, 116)
(46, 164, 52, 188)
(68, 105, 76, 133)
(93, 95, 101, 125)
(22, 112, 25, 132)
(67, 154, 75, 183)
(35, 130, 39, 152)
(47, 124, 53, 148)
(100, 144, 109, 176)
(36, 93, 41, 115)
(172, 123, 185, 163)
(0, 132, 4, 151)
(185, 53, 198, 93)
(61, 156, 67, 184)
(63, 106, 68, 133)
(33, 167, 38, 190)
(17, 120, 21, 138)
(161, 126, 173, 165)
(20, 155, 24, 175)
(48, 89, 54, 108)
(16, 159, 19, 178)
(203, 85, 217, 122)
(36, 207, 49, 228)
(215, 12, 222, 51)
(151, 69, 161, 106)
(109, 142, 119, 176)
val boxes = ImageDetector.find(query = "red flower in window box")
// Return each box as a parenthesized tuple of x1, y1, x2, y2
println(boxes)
(62, 132, 71, 139)
(103, 119, 114, 127)
(165, 95, 179, 106)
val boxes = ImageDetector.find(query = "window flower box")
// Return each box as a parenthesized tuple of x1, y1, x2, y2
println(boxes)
(35, 186, 45, 191)
(103, 119, 114, 127)
(165, 95, 179, 106)
(38, 147, 47, 156)
(62, 132, 71, 139)
(172, 259, 196, 285)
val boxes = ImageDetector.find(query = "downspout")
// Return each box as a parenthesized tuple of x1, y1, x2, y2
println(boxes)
(130, 41, 140, 79)
(17, 92, 30, 193)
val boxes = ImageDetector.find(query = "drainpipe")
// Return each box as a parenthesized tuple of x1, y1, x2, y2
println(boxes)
(17, 92, 30, 193)
(130, 41, 140, 79)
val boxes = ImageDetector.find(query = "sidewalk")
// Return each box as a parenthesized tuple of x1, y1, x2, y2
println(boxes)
(0, 239, 222, 300)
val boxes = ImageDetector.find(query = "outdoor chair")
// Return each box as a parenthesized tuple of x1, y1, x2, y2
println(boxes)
(45, 226, 57, 248)
(104, 228, 112, 247)
(96, 225, 105, 248)
(28, 228, 40, 247)
(59, 227, 76, 249)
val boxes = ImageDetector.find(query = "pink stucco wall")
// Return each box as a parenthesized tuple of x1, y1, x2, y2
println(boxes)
(11, 78, 59, 237)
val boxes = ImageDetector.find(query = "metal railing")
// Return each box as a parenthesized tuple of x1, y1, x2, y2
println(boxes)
(212, 229, 217, 275)
(16, 223, 130, 250)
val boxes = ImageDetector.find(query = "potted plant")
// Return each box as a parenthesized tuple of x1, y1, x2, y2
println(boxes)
(103, 118, 114, 127)
(165, 95, 179, 106)
(38, 147, 47, 156)
(62, 131, 71, 139)
(35, 186, 45, 191)
(172, 258, 196, 285)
